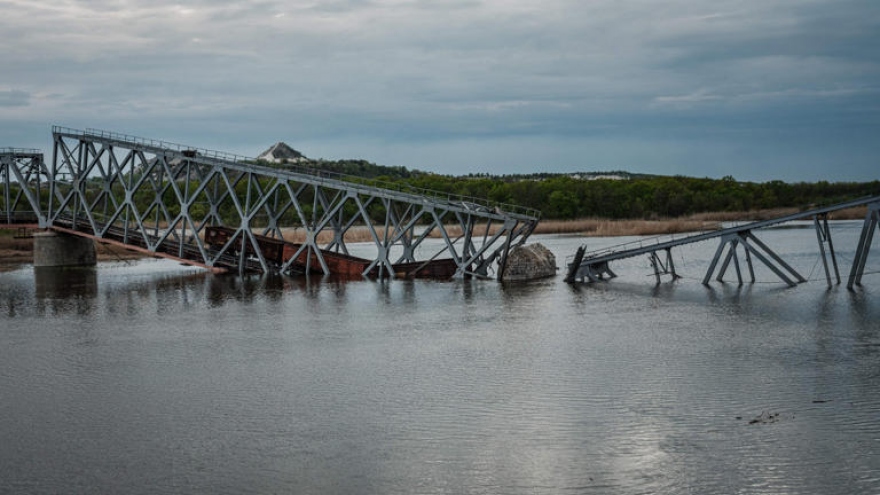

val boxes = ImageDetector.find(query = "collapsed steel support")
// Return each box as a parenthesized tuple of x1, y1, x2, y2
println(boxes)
(649, 248, 680, 284)
(848, 202, 879, 289)
(814, 213, 841, 288)
(703, 231, 806, 287)
(1, 149, 50, 227)
(567, 196, 880, 288)
(43, 127, 540, 279)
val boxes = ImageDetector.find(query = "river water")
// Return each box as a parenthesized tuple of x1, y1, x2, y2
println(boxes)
(1, 222, 878, 494)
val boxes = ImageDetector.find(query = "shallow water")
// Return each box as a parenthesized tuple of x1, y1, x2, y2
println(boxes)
(1, 223, 879, 494)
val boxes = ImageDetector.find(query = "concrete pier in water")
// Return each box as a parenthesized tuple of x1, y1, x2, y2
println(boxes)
(33, 231, 96, 267)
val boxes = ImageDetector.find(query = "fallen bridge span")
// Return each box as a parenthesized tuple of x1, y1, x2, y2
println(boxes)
(7, 127, 542, 280)
(565, 195, 880, 290)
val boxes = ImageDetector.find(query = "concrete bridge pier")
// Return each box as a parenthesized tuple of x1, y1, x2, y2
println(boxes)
(33, 231, 96, 267)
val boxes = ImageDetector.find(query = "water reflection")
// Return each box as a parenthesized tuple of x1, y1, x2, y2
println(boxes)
(34, 266, 98, 316)
(34, 266, 97, 299)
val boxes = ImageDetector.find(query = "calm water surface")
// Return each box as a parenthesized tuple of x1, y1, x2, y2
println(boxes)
(1, 224, 879, 494)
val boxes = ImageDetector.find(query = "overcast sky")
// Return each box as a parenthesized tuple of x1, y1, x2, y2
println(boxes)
(2, 0, 878, 182)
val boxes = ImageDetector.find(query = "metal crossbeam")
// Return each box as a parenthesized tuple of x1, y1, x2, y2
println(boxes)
(42, 127, 540, 279)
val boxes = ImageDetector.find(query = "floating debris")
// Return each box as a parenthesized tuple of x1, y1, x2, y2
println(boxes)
(748, 410, 780, 425)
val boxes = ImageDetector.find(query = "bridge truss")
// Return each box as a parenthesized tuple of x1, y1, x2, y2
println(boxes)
(43, 127, 540, 279)
(566, 196, 880, 290)
(1, 148, 50, 227)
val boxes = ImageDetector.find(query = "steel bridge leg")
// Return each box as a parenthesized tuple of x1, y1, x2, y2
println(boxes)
(649, 248, 680, 284)
(738, 233, 798, 287)
(717, 239, 738, 283)
(650, 252, 662, 284)
(704, 235, 733, 285)
(848, 203, 880, 289)
(665, 248, 680, 280)
(705, 231, 804, 287)
(814, 214, 841, 288)
(744, 231, 806, 284)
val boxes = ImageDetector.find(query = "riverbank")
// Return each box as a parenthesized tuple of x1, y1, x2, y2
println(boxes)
(532, 205, 868, 236)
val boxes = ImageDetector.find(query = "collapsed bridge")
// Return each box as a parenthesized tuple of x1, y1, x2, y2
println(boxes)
(565, 195, 880, 290)
(3, 127, 541, 280)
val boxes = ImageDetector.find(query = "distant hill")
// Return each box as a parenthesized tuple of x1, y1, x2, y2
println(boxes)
(257, 142, 307, 163)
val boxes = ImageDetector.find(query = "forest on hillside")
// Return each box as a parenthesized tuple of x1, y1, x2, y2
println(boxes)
(275, 159, 880, 220)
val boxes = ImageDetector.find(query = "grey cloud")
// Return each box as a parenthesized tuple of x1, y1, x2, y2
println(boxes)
(0, 0, 877, 181)
(0, 90, 30, 107)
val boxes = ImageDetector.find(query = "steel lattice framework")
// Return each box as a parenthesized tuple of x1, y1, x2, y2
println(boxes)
(565, 195, 880, 289)
(1, 148, 50, 227)
(45, 127, 540, 279)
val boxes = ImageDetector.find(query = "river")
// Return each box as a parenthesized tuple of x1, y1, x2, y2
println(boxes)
(1, 222, 878, 494)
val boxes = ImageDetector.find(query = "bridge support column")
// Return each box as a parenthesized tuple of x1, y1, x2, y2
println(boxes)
(33, 231, 96, 267)
(704, 231, 804, 287)
(648, 248, 681, 284)
(847, 202, 880, 290)
(814, 213, 841, 288)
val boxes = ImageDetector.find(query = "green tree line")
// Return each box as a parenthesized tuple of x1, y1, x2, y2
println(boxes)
(398, 173, 880, 220)
(268, 159, 879, 220)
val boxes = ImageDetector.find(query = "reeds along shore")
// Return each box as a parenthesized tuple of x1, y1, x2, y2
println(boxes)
(1, 205, 869, 261)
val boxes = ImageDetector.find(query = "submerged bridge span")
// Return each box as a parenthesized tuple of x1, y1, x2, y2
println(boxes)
(566, 196, 880, 290)
(3, 127, 540, 280)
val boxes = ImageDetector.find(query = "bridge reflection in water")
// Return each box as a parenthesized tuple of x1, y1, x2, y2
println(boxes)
(3, 128, 541, 281)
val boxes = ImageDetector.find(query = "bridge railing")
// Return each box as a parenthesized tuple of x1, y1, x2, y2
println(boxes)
(0, 148, 43, 156)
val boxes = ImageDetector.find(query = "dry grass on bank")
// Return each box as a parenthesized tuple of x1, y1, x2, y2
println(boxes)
(0, 230, 34, 263)
(535, 205, 870, 237)
(279, 226, 382, 244)
(533, 218, 722, 236)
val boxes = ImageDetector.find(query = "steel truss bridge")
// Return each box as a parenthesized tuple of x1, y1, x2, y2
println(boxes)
(2, 127, 540, 280)
(566, 196, 880, 290)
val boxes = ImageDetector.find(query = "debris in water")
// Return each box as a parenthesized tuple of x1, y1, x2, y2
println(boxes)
(748, 410, 780, 425)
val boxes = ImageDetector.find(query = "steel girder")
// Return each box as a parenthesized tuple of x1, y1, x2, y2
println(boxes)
(1, 148, 50, 227)
(47, 127, 540, 279)
(848, 202, 880, 289)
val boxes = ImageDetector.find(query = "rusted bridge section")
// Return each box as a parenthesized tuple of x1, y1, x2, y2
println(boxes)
(4, 127, 541, 279)
(566, 196, 880, 290)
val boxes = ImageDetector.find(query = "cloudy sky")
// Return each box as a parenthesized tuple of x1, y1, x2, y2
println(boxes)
(2, 0, 878, 182)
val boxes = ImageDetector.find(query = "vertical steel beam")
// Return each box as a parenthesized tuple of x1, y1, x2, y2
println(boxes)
(814, 214, 841, 288)
(704, 235, 734, 285)
(848, 203, 880, 289)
